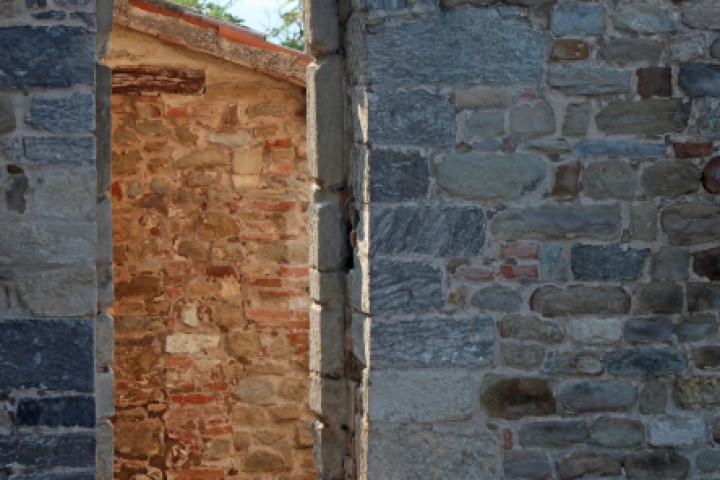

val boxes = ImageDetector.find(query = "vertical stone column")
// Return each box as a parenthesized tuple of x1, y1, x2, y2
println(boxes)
(0, 0, 111, 477)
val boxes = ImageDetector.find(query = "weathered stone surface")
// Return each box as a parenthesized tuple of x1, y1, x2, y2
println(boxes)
(698, 451, 720, 474)
(371, 205, 485, 257)
(687, 283, 720, 312)
(17, 267, 96, 317)
(682, 1, 720, 31)
(703, 156, 720, 194)
(559, 381, 636, 413)
(367, 428, 498, 479)
(491, 205, 621, 240)
(520, 421, 588, 447)
(17, 396, 94, 428)
(26, 93, 94, 133)
(174, 149, 228, 169)
(551, 161, 580, 198)
(464, 110, 504, 138)
(605, 348, 686, 376)
(499, 315, 564, 343)
(0, 27, 94, 88)
(574, 140, 665, 158)
(642, 161, 700, 198)
(531, 286, 630, 317)
(674, 142, 714, 159)
(679, 63, 720, 98)
(455, 87, 510, 108)
(661, 205, 720, 246)
(115, 416, 163, 457)
(367, 89, 454, 145)
(670, 35, 705, 62)
(623, 451, 689, 480)
(369, 370, 472, 422)
(590, 417, 644, 447)
(0, 319, 93, 391)
(631, 202, 658, 242)
(0, 98, 15, 134)
(551, 3, 605, 36)
(700, 100, 720, 135)
(693, 346, 720, 369)
(624, 317, 673, 344)
(370, 260, 443, 314)
(540, 245, 569, 281)
(571, 244, 649, 281)
(471, 285, 522, 312)
(562, 103, 590, 136)
(502, 343, 545, 369)
(509, 101, 555, 136)
(640, 380, 666, 414)
(550, 40, 589, 61)
(637, 67, 671, 98)
(367, 8, 544, 85)
(582, 160, 638, 200)
(557, 452, 621, 480)
(437, 153, 546, 201)
(481, 376, 555, 420)
(25, 136, 95, 164)
(371, 317, 494, 369)
(712, 38, 720, 59)
(693, 247, 720, 281)
(612, 4, 678, 33)
(675, 376, 720, 408)
(504, 451, 552, 480)
(544, 351, 604, 376)
(650, 415, 706, 447)
(599, 39, 663, 64)
(0, 434, 95, 469)
(547, 65, 631, 94)
(676, 315, 718, 342)
(596, 99, 690, 136)
(524, 138, 572, 159)
(570, 318, 622, 345)
(166, 333, 220, 354)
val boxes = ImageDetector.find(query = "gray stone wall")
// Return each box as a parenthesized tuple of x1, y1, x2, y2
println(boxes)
(308, 0, 720, 477)
(0, 1, 113, 478)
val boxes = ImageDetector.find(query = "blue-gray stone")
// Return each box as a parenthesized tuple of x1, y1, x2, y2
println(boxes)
(17, 396, 95, 428)
(547, 66, 630, 95)
(637, 282, 684, 314)
(562, 103, 591, 136)
(464, 110, 505, 138)
(437, 153, 546, 201)
(471, 285, 521, 312)
(0, 27, 94, 88)
(557, 453, 621, 480)
(590, 417, 645, 447)
(0, 319, 93, 392)
(640, 380, 666, 414)
(560, 381, 636, 413)
(368, 149, 429, 202)
(368, 90, 454, 145)
(624, 317, 673, 344)
(10, 475, 94, 480)
(605, 348, 686, 376)
(368, 8, 544, 85)
(509, 101, 555, 136)
(582, 160, 638, 200)
(698, 451, 720, 473)
(680, 63, 720, 98)
(368, 0, 406, 9)
(544, 351, 604, 376)
(661, 205, 720, 246)
(26, 93, 94, 133)
(600, 39, 663, 65)
(712, 38, 720, 59)
(596, 99, 690, 136)
(504, 451, 552, 480)
(574, 140, 666, 158)
(699, 99, 720, 135)
(371, 317, 494, 369)
(675, 315, 718, 342)
(531, 286, 630, 317)
(491, 205, 621, 241)
(571, 244, 649, 281)
(641, 161, 700, 198)
(370, 260, 443, 314)
(519, 421, 588, 447)
(540, 245, 568, 282)
(24, 136, 95, 164)
(612, 4, 679, 33)
(623, 452, 690, 480)
(370, 205, 485, 257)
(499, 315, 564, 343)
(682, 1, 720, 31)
(551, 3, 606, 36)
(0, 434, 95, 469)
(687, 283, 720, 312)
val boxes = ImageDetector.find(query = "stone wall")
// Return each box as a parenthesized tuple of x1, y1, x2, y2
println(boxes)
(107, 26, 315, 479)
(0, 0, 113, 478)
(307, 0, 720, 477)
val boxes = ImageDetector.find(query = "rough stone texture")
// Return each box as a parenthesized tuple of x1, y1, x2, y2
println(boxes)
(531, 286, 630, 317)
(519, 421, 588, 447)
(582, 160, 637, 200)
(649, 415, 706, 447)
(612, 4, 678, 33)
(464, 109, 505, 138)
(368, 149, 428, 202)
(544, 351, 604, 376)
(624, 317, 673, 344)
(661, 205, 720, 246)
(437, 153, 546, 201)
(642, 161, 700, 198)
(17, 396, 95, 428)
(693, 346, 720, 369)
(679, 63, 720, 97)
(481, 376, 556, 420)
(693, 247, 720, 281)
(0, 434, 96, 469)
(623, 451, 690, 480)
(571, 244, 649, 281)
(491, 205, 621, 240)
(26, 93, 94, 133)
(640, 380, 667, 414)
(631, 202, 658, 241)
(547, 65, 631, 95)
(559, 381, 636, 413)
(596, 99, 690, 136)
(550, 40, 590, 61)
(637, 67, 672, 98)
(687, 283, 720, 312)
(675, 376, 720, 408)
(682, 1, 720, 30)
(471, 285, 522, 312)
(599, 39, 663, 64)
(557, 452, 621, 480)
(590, 417, 644, 447)
(509, 101, 555, 136)
(499, 315, 564, 344)
(574, 140, 666, 158)
(370, 260, 443, 314)
(504, 451, 552, 480)
(551, 3, 605, 37)
(698, 450, 720, 474)
(570, 318, 622, 345)
(562, 103, 590, 136)
(551, 161, 580, 198)
(605, 348, 686, 376)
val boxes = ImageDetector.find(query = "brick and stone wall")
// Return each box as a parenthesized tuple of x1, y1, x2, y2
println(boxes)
(107, 25, 314, 479)
(0, 0, 113, 478)
(307, 0, 720, 477)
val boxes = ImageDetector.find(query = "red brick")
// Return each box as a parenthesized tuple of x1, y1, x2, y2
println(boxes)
(674, 142, 713, 158)
(170, 393, 219, 405)
(454, 265, 494, 281)
(246, 309, 292, 321)
(166, 106, 189, 117)
(499, 265, 539, 280)
(206, 266, 236, 278)
(500, 242, 540, 260)
(253, 200, 296, 212)
(280, 266, 309, 277)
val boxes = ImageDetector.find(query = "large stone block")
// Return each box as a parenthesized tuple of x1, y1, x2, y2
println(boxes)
(582, 160, 638, 200)
(649, 415, 706, 447)
(519, 421, 588, 447)
(679, 63, 720, 98)
(481, 376, 556, 420)
(26, 93, 94, 133)
(304, 0, 340, 55)
(367, 427, 498, 479)
(637, 282, 683, 314)
(0, 434, 95, 469)
(491, 205, 621, 240)
(309, 190, 348, 271)
(687, 283, 720, 312)
(369, 260, 442, 314)
(559, 381, 636, 413)
(309, 303, 344, 375)
(547, 66, 631, 95)
(16, 396, 95, 428)
(612, 4, 678, 33)
(571, 244, 649, 281)
(544, 351, 604, 376)
(367, 8, 544, 85)
(368, 149, 429, 202)
(370, 205, 485, 257)
(504, 451, 552, 480)
(17, 266, 97, 317)
(624, 317, 673, 344)
(570, 318, 622, 345)
(661, 205, 720, 246)
(622, 452, 689, 480)
(600, 39, 663, 65)
(605, 348, 686, 376)
(499, 315, 564, 344)
(642, 161, 700, 198)
(590, 417, 644, 447)
(0, 319, 94, 392)
(24, 136, 95, 164)
(682, 1, 720, 30)
(437, 153, 546, 201)
(31, 168, 96, 219)
(531, 286, 630, 317)
(371, 317, 494, 369)
(368, 369, 473, 422)
(0, 27, 94, 88)
(675, 376, 720, 408)
(471, 285, 522, 312)
(551, 3, 606, 36)
(596, 99, 690, 136)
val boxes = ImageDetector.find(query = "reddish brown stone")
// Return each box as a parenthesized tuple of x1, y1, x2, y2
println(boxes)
(206, 266, 236, 278)
(703, 156, 720, 194)
(115, 275, 162, 298)
(637, 67, 672, 98)
(550, 161, 580, 199)
(673, 142, 714, 158)
(693, 247, 720, 281)
(112, 66, 205, 95)
(481, 376, 556, 420)
(550, 40, 590, 61)
(136, 193, 166, 211)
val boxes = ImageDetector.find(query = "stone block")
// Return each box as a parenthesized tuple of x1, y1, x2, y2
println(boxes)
(637, 67, 672, 98)
(547, 66, 630, 95)
(544, 351, 604, 376)
(370, 205, 485, 257)
(680, 63, 720, 98)
(17, 266, 96, 317)
(367, 427, 498, 479)
(636, 282, 683, 314)
(613, 4, 678, 33)
(574, 140, 665, 158)
(309, 190, 348, 271)
(166, 333, 220, 354)
(570, 318, 622, 345)
(642, 161, 700, 198)
(700, 100, 720, 135)
(174, 149, 229, 169)
(582, 160, 638, 200)
(562, 103, 590, 136)
(540, 245, 569, 281)
(504, 451, 552, 480)
(502, 342, 544, 369)
(687, 283, 720, 312)
(703, 156, 720, 193)
(698, 451, 720, 474)
(26, 93, 94, 133)
(372, 317, 494, 369)
(470, 285, 521, 312)
(600, 39, 663, 65)
(571, 244, 649, 281)
(481, 376, 555, 420)
(368, 369, 472, 422)
(631, 202, 657, 241)
(693, 247, 720, 281)
(551, 2, 606, 36)
(312, 421, 344, 479)
(367, 8, 543, 85)
(557, 453, 621, 480)
(368, 149, 428, 202)
(310, 303, 344, 375)
(625, 317, 673, 344)
(304, 0, 340, 55)
(639, 380, 666, 414)
(596, 99, 690, 136)
(675, 376, 720, 408)
(369, 260, 442, 314)
(463, 109, 505, 138)
(367, 89, 454, 145)
(32, 167, 96, 219)
(605, 348, 686, 376)
(96, 420, 113, 480)
(0, 27, 94, 88)
(491, 205, 621, 241)
(590, 417, 644, 447)
(95, 369, 114, 419)
(509, 101, 555, 136)
(682, 0, 720, 30)
(649, 415, 706, 447)
(693, 346, 720, 369)
(115, 416, 163, 458)
(24, 136, 95, 164)
(499, 315, 564, 344)
(531, 286, 630, 317)
(670, 35, 705, 62)
(676, 314, 717, 342)
(0, 434, 95, 469)
(712, 38, 720, 59)
(16, 396, 95, 428)
(559, 380, 636, 413)
(0, 97, 15, 134)
(519, 421, 588, 447)
(455, 87, 511, 109)
(622, 452, 689, 480)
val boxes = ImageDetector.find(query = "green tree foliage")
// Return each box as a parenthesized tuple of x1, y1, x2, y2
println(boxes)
(169, 0, 244, 24)
(266, 0, 304, 51)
